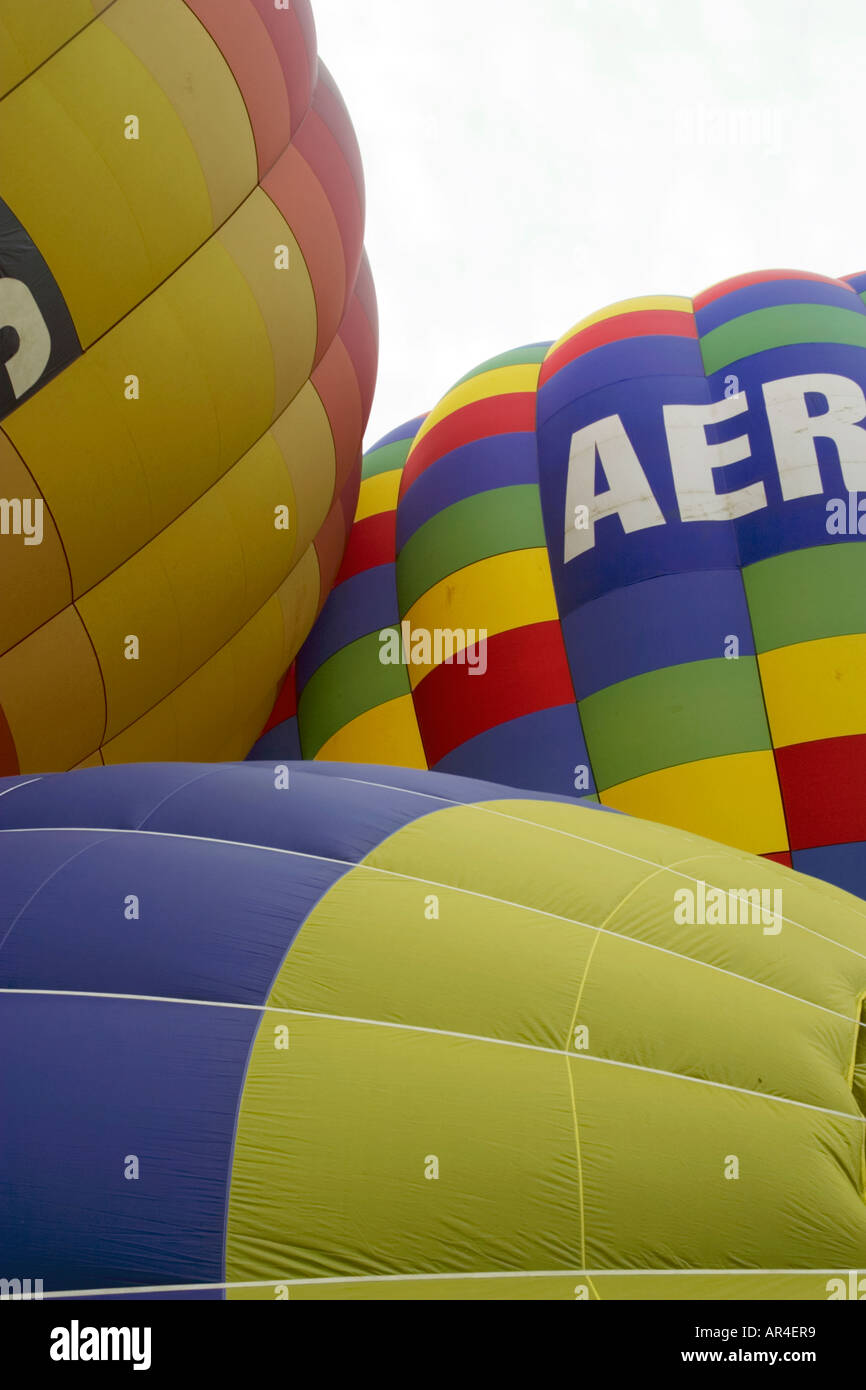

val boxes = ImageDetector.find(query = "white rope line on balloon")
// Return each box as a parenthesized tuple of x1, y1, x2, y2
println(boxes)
(31, 1267, 860, 1299)
(330, 772, 866, 945)
(0, 776, 42, 799)
(0, 984, 862, 1125)
(0, 822, 864, 1035)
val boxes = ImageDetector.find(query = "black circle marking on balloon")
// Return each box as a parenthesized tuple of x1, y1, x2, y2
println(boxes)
(0, 197, 82, 420)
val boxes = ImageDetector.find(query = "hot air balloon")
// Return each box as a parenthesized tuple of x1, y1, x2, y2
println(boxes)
(255, 270, 866, 899)
(1, 759, 865, 1299)
(0, 0, 376, 774)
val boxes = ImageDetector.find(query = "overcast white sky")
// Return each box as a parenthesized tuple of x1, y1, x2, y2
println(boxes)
(314, 0, 866, 449)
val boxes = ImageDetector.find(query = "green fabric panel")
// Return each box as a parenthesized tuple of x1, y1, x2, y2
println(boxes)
(700, 303, 866, 374)
(362, 437, 414, 480)
(396, 486, 546, 613)
(451, 343, 549, 390)
(578, 658, 772, 789)
(744, 543, 866, 651)
(297, 631, 409, 756)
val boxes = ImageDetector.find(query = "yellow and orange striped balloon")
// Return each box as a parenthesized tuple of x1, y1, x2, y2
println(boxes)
(0, 0, 376, 772)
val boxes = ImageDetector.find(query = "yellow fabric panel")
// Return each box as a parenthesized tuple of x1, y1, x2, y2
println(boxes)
(600, 750, 788, 855)
(316, 696, 427, 767)
(226, 1013, 583, 1284)
(0, 605, 104, 768)
(492, 800, 866, 1017)
(547, 295, 694, 356)
(6, 236, 275, 596)
(410, 365, 540, 450)
(364, 798, 863, 1018)
(0, 430, 69, 655)
(575, 923, 854, 1113)
(574, 1058, 865, 1272)
(78, 431, 298, 739)
(228, 1271, 844, 1301)
(226, 1277, 583, 1301)
(217, 791, 866, 1296)
(759, 635, 866, 747)
(0, 18, 213, 346)
(101, 590, 288, 764)
(223, 796, 866, 1292)
(160, 234, 275, 483)
(404, 548, 558, 687)
(363, 801, 655, 943)
(268, 864, 595, 1049)
(218, 192, 317, 419)
(573, 1273, 847, 1302)
(621, 847, 866, 1024)
(101, 0, 256, 227)
(273, 543, 322, 669)
(70, 750, 105, 769)
(0, 0, 106, 98)
(355, 468, 401, 521)
(270, 383, 336, 557)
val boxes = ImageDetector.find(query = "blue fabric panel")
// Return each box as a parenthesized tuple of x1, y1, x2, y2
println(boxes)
(0, 765, 227, 833)
(562, 570, 754, 699)
(395, 432, 539, 550)
(296, 565, 398, 687)
(537, 335, 705, 427)
(367, 415, 426, 452)
(247, 717, 302, 762)
(0, 830, 340, 1003)
(58, 1289, 225, 1300)
(695, 278, 862, 336)
(715, 342, 866, 566)
(133, 764, 457, 863)
(294, 758, 587, 808)
(539, 373, 738, 610)
(0, 994, 256, 1294)
(792, 842, 866, 900)
(538, 342, 866, 612)
(432, 705, 596, 799)
(0, 763, 439, 870)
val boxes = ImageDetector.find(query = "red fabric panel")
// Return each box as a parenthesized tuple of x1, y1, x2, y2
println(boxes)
(401, 396, 536, 496)
(413, 621, 574, 765)
(540, 310, 697, 386)
(335, 511, 396, 585)
(0, 703, 19, 775)
(313, 336, 363, 494)
(693, 268, 841, 311)
(260, 663, 297, 736)
(775, 732, 866, 850)
(263, 148, 345, 361)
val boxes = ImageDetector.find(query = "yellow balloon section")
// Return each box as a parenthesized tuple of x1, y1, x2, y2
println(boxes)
(2, 762, 865, 1298)
(0, 0, 376, 773)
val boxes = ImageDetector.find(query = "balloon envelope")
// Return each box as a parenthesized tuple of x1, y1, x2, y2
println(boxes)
(2, 759, 865, 1298)
(0, 0, 376, 772)
(255, 269, 866, 899)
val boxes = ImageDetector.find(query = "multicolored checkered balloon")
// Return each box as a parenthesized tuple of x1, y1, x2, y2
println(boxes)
(254, 268, 866, 900)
